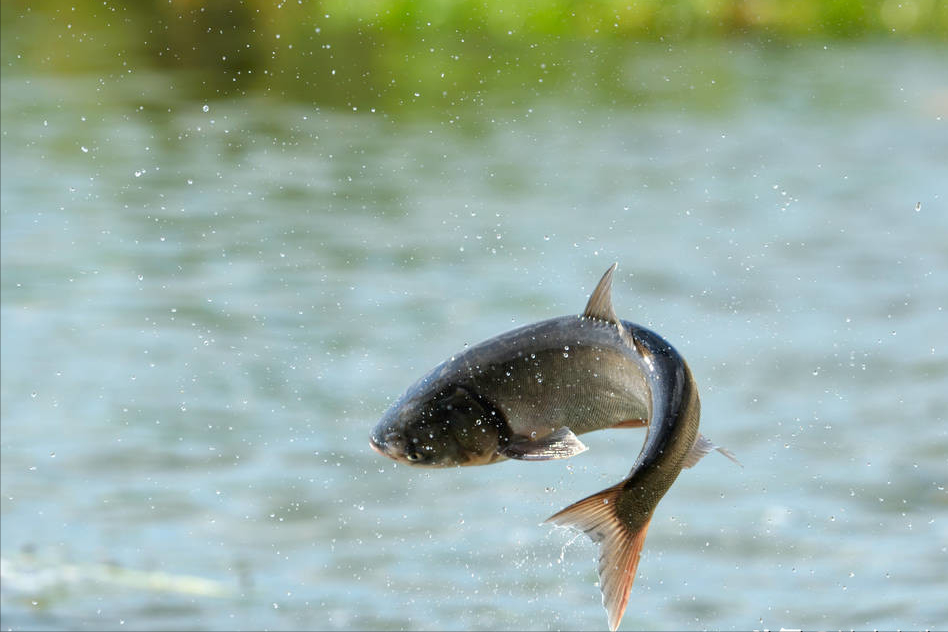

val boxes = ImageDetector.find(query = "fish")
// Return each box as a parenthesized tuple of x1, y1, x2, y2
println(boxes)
(370, 264, 738, 630)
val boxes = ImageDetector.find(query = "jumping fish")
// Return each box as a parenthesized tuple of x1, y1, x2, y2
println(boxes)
(370, 264, 737, 630)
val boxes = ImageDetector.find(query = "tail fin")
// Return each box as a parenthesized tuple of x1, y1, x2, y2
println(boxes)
(545, 482, 651, 631)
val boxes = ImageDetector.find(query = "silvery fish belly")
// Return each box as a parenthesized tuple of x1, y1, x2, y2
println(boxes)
(370, 264, 739, 631)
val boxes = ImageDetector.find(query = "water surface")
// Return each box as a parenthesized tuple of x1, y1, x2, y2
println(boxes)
(2, 41, 947, 630)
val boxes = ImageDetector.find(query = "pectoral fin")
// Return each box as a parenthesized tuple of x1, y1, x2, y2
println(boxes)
(500, 427, 588, 461)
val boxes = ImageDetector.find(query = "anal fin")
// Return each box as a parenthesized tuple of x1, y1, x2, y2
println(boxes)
(612, 418, 646, 429)
(682, 433, 743, 469)
(545, 482, 650, 632)
(500, 426, 588, 461)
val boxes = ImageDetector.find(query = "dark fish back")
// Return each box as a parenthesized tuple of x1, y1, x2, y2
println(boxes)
(440, 316, 651, 438)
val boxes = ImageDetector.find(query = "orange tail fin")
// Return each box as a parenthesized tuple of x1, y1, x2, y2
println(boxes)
(545, 483, 652, 631)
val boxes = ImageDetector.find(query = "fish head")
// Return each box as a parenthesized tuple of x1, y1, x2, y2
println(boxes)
(370, 381, 505, 467)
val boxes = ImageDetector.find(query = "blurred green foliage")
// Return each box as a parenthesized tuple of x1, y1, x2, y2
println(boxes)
(1, 0, 945, 111)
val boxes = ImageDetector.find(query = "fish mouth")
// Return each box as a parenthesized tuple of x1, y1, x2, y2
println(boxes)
(369, 435, 387, 456)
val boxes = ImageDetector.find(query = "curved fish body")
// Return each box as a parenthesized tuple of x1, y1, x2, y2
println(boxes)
(370, 265, 737, 630)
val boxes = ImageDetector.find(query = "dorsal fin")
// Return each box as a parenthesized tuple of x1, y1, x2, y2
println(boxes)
(583, 263, 621, 324)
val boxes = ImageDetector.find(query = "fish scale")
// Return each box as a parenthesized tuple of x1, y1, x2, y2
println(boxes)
(455, 319, 651, 438)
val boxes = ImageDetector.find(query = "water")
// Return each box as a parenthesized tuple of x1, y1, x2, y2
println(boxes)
(2, 41, 947, 630)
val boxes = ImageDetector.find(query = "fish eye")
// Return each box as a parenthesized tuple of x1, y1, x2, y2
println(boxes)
(406, 449, 422, 462)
